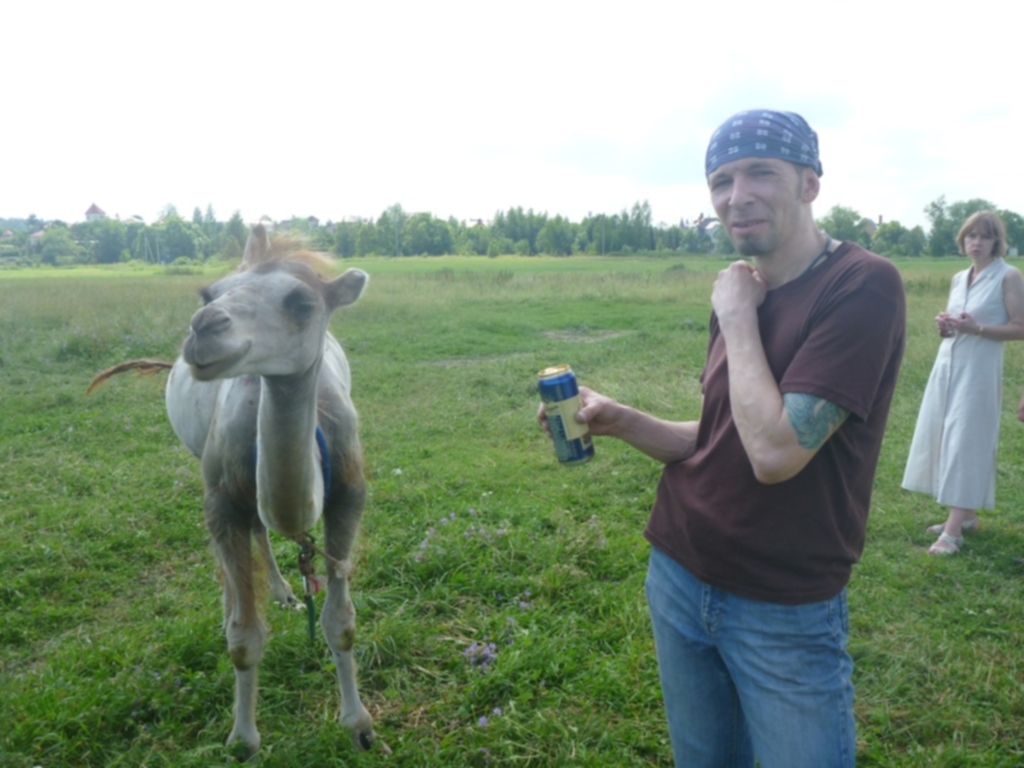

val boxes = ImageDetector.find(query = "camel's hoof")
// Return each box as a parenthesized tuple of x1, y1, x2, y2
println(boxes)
(273, 594, 302, 610)
(341, 709, 377, 752)
(355, 728, 377, 752)
(226, 738, 259, 763)
(226, 725, 260, 762)
(270, 584, 301, 609)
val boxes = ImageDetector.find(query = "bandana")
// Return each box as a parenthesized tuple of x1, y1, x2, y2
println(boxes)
(705, 110, 823, 178)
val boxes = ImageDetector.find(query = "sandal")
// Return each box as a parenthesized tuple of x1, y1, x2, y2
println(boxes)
(926, 519, 978, 535)
(928, 532, 964, 556)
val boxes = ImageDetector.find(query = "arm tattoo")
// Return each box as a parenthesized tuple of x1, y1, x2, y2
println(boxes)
(783, 393, 850, 451)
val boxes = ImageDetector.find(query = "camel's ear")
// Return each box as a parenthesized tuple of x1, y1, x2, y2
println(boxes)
(326, 268, 368, 310)
(241, 225, 272, 268)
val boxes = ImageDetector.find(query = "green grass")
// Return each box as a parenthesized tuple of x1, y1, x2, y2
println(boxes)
(2, 255, 1024, 766)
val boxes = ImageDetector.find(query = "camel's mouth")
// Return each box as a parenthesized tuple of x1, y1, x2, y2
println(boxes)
(186, 341, 252, 381)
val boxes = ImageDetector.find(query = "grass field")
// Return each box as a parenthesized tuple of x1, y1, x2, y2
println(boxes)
(2, 254, 1024, 767)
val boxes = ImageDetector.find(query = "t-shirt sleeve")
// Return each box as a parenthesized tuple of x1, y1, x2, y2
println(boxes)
(780, 261, 905, 421)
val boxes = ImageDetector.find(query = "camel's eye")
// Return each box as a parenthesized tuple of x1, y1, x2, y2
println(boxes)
(284, 288, 317, 323)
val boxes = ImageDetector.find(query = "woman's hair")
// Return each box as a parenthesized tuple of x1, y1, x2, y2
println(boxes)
(956, 210, 1007, 257)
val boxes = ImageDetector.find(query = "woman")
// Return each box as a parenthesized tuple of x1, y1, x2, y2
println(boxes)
(902, 210, 1024, 555)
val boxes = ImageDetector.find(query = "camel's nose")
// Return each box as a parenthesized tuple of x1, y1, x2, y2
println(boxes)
(190, 304, 231, 336)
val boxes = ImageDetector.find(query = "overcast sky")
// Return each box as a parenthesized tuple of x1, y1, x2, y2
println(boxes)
(4, 0, 1018, 232)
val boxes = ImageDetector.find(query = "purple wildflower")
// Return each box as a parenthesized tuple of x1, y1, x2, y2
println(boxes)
(463, 641, 499, 672)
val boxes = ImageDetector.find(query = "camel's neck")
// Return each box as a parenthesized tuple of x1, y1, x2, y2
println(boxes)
(254, 355, 325, 538)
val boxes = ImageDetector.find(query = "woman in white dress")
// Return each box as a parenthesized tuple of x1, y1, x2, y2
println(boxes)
(902, 211, 1024, 555)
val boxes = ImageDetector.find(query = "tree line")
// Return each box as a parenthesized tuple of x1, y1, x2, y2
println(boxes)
(0, 206, 250, 266)
(1, 197, 1021, 266)
(332, 201, 703, 258)
(813, 197, 1024, 259)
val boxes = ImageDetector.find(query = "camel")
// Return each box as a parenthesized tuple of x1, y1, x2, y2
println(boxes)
(88, 225, 376, 759)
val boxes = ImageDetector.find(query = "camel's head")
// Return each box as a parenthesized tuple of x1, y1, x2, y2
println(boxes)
(182, 225, 367, 382)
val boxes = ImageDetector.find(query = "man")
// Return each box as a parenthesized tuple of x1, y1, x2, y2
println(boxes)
(540, 110, 905, 767)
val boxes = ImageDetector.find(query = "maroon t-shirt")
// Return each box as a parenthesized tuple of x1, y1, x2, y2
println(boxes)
(644, 243, 906, 604)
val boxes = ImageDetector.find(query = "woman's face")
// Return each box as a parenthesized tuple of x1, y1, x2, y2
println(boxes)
(963, 229, 996, 259)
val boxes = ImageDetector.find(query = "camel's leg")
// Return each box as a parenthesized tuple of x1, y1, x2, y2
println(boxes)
(321, 452, 375, 751)
(253, 523, 300, 608)
(207, 496, 266, 761)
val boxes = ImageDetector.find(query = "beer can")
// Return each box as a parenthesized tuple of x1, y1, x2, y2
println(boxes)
(538, 364, 594, 465)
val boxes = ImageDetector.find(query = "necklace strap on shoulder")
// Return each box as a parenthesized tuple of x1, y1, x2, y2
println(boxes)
(799, 238, 834, 278)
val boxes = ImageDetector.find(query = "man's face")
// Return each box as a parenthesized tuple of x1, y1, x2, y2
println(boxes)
(707, 157, 812, 257)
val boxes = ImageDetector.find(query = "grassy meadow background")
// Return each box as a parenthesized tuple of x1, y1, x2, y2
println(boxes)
(2, 253, 1024, 767)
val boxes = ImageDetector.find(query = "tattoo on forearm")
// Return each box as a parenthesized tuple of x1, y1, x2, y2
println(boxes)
(783, 393, 850, 450)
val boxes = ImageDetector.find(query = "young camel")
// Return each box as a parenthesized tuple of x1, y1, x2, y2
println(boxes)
(89, 226, 376, 759)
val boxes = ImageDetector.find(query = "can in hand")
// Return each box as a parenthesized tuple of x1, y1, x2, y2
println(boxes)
(538, 364, 594, 465)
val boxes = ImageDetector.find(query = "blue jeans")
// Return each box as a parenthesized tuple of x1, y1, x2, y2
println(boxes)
(645, 547, 855, 768)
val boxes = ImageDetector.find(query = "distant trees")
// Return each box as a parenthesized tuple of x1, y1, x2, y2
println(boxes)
(379, 204, 407, 257)
(712, 225, 735, 256)
(811, 198, 1019, 259)
(92, 217, 128, 263)
(223, 211, 247, 258)
(404, 212, 453, 256)
(333, 219, 360, 258)
(872, 221, 926, 257)
(455, 219, 490, 256)
(817, 205, 874, 249)
(924, 206, 962, 256)
(0, 205, 260, 266)
(535, 215, 572, 256)
(4, 194, 1024, 266)
(158, 216, 207, 261)
(1001, 210, 1024, 257)
(322, 200, 690, 258)
(39, 225, 81, 265)
(492, 207, 545, 255)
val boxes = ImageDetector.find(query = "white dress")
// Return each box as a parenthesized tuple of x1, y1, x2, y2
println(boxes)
(902, 258, 1011, 509)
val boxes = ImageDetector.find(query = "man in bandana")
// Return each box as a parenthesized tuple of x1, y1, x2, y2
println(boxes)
(540, 110, 906, 766)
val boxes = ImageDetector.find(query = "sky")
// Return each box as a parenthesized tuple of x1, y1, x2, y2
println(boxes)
(4, 0, 1020, 233)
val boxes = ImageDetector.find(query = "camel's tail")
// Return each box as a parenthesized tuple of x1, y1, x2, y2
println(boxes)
(85, 359, 174, 396)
